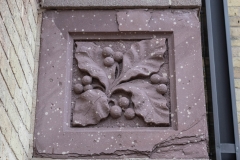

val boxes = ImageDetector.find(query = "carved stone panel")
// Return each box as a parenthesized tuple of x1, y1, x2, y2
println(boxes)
(34, 9, 208, 159)
(72, 39, 170, 127)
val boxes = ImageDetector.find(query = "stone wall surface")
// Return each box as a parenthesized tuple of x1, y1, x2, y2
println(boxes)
(0, 0, 239, 159)
(228, 0, 240, 132)
(0, 0, 40, 159)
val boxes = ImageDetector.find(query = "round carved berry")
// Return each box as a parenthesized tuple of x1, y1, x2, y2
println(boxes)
(160, 76, 168, 84)
(73, 84, 83, 94)
(102, 47, 114, 57)
(83, 84, 93, 91)
(110, 105, 122, 119)
(82, 76, 92, 85)
(156, 84, 167, 94)
(124, 108, 135, 120)
(118, 97, 130, 108)
(113, 51, 123, 62)
(103, 57, 114, 67)
(150, 74, 161, 84)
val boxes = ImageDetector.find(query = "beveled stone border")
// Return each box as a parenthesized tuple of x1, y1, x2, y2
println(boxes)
(34, 9, 208, 159)
(67, 32, 176, 130)
(40, 0, 201, 9)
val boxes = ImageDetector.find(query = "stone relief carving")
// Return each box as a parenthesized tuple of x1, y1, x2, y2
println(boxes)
(72, 38, 170, 127)
(35, 10, 208, 159)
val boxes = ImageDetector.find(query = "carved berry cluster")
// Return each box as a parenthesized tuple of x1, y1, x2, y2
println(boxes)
(73, 75, 93, 94)
(150, 74, 168, 94)
(102, 47, 123, 67)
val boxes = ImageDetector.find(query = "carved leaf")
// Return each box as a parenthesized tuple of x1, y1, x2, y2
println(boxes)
(72, 89, 110, 126)
(75, 42, 117, 90)
(112, 80, 169, 125)
(116, 38, 166, 84)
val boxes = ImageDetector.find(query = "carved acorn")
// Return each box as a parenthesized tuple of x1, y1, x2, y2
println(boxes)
(118, 97, 130, 108)
(103, 57, 115, 67)
(156, 84, 167, 94)
(110, 105, 122, 119)
(82, 75, 92, 85)
(124, 108, 135, 120)
(102, 47, 114, 57)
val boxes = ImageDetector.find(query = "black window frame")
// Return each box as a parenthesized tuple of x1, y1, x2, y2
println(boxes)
(203, 0, 240, 159)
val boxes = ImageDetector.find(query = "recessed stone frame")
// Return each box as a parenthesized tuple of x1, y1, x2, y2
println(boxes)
(34, 9, 208, 159)
(71, 33, 175, 128)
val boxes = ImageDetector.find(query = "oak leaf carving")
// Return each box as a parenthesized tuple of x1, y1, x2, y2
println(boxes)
(73, 38, 169, 126)
(75, 42, 117, 91)
(72, 89, 109, 126)
(114, 38, 166, 84)
(112, 80, 169, 124)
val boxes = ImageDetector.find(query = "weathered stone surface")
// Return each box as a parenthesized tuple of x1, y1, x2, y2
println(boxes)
(237, 101, 240, 111)
(229, 7, 240, 16)
(41, 0, 202, 9)
(236, 88, 240, 101)
(0, 102, 13, 144)
(238, 112, 240, 123)
(171, 0, 201, 7)
(0, 131, 17, 160)
(235, 79, 240, 88)
(41, 0, 170, 9)
(23, 81, 33, 111)
(8, 46, 25, 88)
(233, 57, 240, 67)
(117, 10, 151, 31)
(35, 9, 208, 159)
(231, 27, 240, 38)
(232, 39, 240, 46)
(232, 47, 240, 57)
(72, 39, 169, 127)
(234, 67, 240, 78)
(230, 17, 240, 27)
(228, 0, 240, 7)
(0, 48, 17, 97)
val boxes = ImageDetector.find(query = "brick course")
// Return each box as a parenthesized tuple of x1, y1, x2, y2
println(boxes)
(229, 1, 240, 131)
(0, 0, 39, 159)
(228, 0, 240, 6)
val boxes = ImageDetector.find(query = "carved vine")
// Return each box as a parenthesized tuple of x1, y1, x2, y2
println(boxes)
(72, 38, 169, 126)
